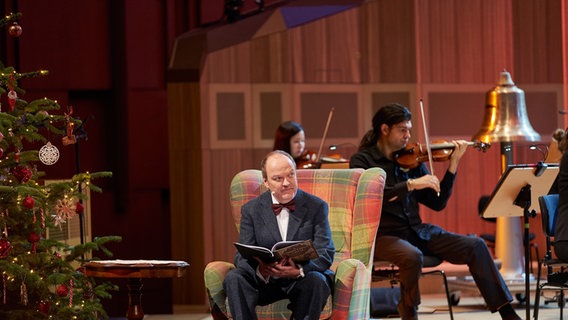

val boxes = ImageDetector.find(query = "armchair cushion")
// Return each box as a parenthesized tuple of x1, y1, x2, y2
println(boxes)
(204, 168, 385, 319)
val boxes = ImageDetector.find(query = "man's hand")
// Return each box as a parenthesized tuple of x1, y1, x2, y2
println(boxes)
(272, 257, 303, 278)
(254, 257, 277, 279)
(256, 257, 302, 279)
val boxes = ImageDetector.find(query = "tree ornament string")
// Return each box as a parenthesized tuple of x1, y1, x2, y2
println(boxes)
(40, 208, 45, 228)
(20, 281, 27, 306)
(2, 210, 8, 237)
(69, 279, 73, 307)
(2, 273, 6, 304)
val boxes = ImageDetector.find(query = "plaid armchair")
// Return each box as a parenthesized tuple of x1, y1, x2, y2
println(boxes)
(204, 168, 385, 319)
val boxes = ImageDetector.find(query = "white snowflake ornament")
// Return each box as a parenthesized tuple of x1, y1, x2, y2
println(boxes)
(39, 142, 59, 165)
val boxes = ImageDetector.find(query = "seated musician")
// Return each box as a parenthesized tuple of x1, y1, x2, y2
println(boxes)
(548, 128, 568, 260)
(349, 103, 521, 320)
(273, 121, 317, 168)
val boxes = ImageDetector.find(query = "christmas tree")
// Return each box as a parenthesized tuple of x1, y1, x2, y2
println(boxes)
(0, 12, 120, 319)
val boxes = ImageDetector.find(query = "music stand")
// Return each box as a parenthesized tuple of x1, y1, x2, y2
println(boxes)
(481, 162, 558, 320)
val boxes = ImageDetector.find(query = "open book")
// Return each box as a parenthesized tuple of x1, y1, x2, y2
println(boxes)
(234, 239, 319, 263)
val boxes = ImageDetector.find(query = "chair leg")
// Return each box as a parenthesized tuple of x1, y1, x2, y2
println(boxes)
(422, 270, 454, 320)
(530, 243, 540, 276)
(561, 289, 565, 320)
(534, 261, 542, 320)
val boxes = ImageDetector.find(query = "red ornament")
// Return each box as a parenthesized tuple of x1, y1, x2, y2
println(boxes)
(39, 300, 50, 313)
(0, 148, 4, 158)
(75, 202, 84, 214)
(7, 90, 17, 110)
(28, 232, 40, 242)
(11, 165, 32, 183)
(56, 284, 68, 297)
(0, 238, 11, 258)
(0, 131, 4, 142)
(8, 22, 22, 37)
(28, 232, 40, 253)
(22, 196, 35, 209)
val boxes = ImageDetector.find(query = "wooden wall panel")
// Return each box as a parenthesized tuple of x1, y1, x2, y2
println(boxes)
(251, 32, 291, 83)
(205, 43, 252, 83)
(514, 0, 563, 83)
(289, 8, 361, 83)
(361, 0, 416, 83)
(259, 91, 284, 139)
(417, 0, 514, 84)
(252, 83, 293, 148)
(300, 92, 359, 139)
(167, 82, 204, 304)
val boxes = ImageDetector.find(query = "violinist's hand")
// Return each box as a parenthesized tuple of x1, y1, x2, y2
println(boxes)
(448, 140, 468, 173)
(411, 174, 440, 193)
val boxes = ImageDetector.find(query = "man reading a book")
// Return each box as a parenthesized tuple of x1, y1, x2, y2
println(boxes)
(223, 150, 335, 319)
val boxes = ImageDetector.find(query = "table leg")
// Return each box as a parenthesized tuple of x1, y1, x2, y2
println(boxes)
(126, 278, 144, 320)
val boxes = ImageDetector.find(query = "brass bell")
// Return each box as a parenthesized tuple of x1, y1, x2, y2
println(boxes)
(472, 71, 541, 143)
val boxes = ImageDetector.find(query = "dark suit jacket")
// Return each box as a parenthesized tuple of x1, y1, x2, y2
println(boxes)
(234, 189, 335, 280)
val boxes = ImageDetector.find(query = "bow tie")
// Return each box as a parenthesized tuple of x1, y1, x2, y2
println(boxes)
(272, 200, 296, 215)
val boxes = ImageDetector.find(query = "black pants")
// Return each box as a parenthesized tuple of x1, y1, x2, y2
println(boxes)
(223, 268, 331, 320)
(375, 225, 513, 312)
(555, 240, 568, 260)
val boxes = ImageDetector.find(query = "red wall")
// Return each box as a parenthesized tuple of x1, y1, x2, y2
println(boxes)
(0, 0, 200, 315)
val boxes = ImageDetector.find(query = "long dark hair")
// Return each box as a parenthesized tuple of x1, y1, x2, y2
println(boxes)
(273, 121, 304, 154)
(358, 103, 412, 150)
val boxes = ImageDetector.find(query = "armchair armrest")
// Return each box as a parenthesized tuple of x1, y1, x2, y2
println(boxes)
(332, 258, 372, 320)
(204, 261, 235, 319)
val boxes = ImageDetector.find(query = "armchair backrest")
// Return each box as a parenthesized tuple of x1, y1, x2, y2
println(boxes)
(229, 168, 386, 270)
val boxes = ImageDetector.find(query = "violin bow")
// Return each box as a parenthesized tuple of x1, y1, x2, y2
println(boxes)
(419, 99, 439, 196)
(419, 99, 435, 175)
(316, 107, 335, 163)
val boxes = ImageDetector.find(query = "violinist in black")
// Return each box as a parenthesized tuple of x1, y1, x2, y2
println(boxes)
(350, 103, 520, 320)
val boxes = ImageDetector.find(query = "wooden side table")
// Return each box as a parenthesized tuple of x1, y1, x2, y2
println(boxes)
(81, 260, 189, 320)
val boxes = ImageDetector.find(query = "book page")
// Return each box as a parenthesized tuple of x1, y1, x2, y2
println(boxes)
(233, 242, 276, 263)
(271, 240, 304, 251)
(273, 240, 318, 262)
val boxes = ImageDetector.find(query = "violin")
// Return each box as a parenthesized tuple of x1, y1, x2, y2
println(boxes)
(393, 140, 490, 169)
(296, 107, 336, 169)
(297, 151, 348, 169)
(296, 150, 320, 169)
